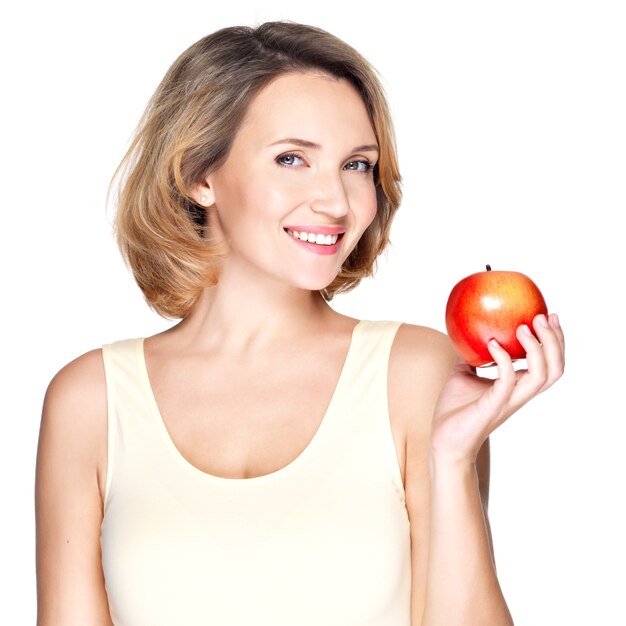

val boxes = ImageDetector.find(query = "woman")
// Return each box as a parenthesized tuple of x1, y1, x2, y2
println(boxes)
(35, 21, 565, 625)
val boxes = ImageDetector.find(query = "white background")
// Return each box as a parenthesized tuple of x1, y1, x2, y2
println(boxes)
(2, 0, 624, 623)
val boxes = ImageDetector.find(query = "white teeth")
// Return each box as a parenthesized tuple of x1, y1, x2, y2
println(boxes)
(287, 230, 339, 245)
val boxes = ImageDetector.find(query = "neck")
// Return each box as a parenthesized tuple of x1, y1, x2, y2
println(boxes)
(173, 271, 335, 354)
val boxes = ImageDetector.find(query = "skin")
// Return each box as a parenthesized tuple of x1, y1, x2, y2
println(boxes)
(35, 71, 565, 625)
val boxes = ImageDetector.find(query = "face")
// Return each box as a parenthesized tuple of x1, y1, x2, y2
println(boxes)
(199, 71, 379, 292)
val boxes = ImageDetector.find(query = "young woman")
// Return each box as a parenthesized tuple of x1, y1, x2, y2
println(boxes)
(35, 21, 565, 625)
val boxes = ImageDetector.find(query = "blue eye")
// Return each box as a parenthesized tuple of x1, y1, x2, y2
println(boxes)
(276, 153, 375, 174)
(276, 153, 304, 167)
(345, 159, 375, 173)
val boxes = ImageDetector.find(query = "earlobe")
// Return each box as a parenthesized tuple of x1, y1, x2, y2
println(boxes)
(191, 178, 215, 207)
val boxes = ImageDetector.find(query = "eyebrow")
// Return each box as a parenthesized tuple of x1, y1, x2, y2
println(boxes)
(270, 137, 379, 153)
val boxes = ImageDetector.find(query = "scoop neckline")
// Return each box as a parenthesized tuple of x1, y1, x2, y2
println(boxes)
(136, 319, 365, 486)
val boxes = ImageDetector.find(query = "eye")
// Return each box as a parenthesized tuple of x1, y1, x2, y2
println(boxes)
(276, 152, 305, 168)
(345, 159, 375, 173)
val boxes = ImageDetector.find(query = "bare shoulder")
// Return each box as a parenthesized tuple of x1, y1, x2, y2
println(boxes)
(42, 348, 108, 448)
(39, 348, 108, 504)
(388, 323, 456, 481)
(389, 323, 457, 431)
(44, 348, 107, 406)
(391, 323, 456, 372)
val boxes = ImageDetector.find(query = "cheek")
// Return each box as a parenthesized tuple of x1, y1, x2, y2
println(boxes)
(216, 173, 284, 227)
(359, 185, 379, 228)
(240, 183, 297, 222)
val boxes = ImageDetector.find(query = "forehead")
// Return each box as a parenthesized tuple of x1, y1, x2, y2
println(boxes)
(234, 72, 376, 148)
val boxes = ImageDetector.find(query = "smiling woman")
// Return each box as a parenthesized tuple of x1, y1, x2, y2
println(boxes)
(189, 71, 381, 292)
(110, 25, 401, 320)
(35, 19, 564, 626)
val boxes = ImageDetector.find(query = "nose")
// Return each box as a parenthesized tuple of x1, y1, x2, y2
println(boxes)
(308, 170, 350, 218)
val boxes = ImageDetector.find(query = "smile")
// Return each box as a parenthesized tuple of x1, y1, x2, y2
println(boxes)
(285, 229, 342, 246)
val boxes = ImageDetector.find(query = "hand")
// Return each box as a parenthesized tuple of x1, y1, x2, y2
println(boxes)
(431, 313, 565, 465)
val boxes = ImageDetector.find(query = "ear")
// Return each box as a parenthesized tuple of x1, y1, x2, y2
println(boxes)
(190, 175, 216, 207)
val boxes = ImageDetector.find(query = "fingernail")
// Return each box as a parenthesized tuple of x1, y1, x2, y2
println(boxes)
(538, 314, 549, 328)
(489, 338, 500, 348)
(521, 324, 533, 336)
(550, 313, 560, 328)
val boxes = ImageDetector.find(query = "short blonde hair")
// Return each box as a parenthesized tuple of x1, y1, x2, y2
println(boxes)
(112, 21, 402, 319)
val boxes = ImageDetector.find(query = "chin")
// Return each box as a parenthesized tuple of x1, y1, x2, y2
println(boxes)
(292, 274, 339, 293)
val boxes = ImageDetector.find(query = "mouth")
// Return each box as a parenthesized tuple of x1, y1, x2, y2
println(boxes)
(283, 228, 345, 256)
(284, 228, 345, 247)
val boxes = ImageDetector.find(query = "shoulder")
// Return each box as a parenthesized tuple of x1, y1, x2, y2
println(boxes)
(39, 348, 109, 498)
(388, 323, 457, 444)
(390, 322, 457, 387)
(43, 348, 107, 415)
(44, 337, 139, 410)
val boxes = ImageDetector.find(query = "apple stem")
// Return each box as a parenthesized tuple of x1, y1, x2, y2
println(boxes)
(486, 264, 492, 271)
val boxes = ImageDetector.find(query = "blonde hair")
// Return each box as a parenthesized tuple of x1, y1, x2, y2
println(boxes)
(112, 21, 402, 319)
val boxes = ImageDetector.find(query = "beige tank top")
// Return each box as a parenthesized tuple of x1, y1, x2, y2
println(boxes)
(100, 319, 411, 625)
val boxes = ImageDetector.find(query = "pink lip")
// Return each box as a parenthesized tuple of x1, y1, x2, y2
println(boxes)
(284, 225, 345, 235)
(288, 235, 341, 255)
(286, 232, 342, 255)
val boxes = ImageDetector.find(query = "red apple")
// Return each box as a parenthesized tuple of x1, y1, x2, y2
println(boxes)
(445, 265, 548, 367)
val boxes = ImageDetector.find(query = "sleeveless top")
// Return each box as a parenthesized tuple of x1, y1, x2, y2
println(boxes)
(100, 319, 412, 625)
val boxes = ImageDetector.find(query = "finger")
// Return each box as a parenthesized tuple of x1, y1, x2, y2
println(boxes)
(532, 313, 565, 387)
(484, 338, 516, 407)
(548, 313, 565, 361)
(511, 322, 548, 400)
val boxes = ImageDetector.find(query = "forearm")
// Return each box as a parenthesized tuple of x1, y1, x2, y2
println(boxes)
(421, 457, 513, 626)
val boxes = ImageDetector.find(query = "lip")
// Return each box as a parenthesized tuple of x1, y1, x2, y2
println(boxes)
(283, 225, 345, 235)
(284, 229, 343, 256)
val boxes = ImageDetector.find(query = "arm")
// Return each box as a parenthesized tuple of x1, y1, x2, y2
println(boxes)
(35, 349, 114, 625)
(476, 438, 495, 567)
(402, 313, 564, 625)
(424, 437, 512, 625)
